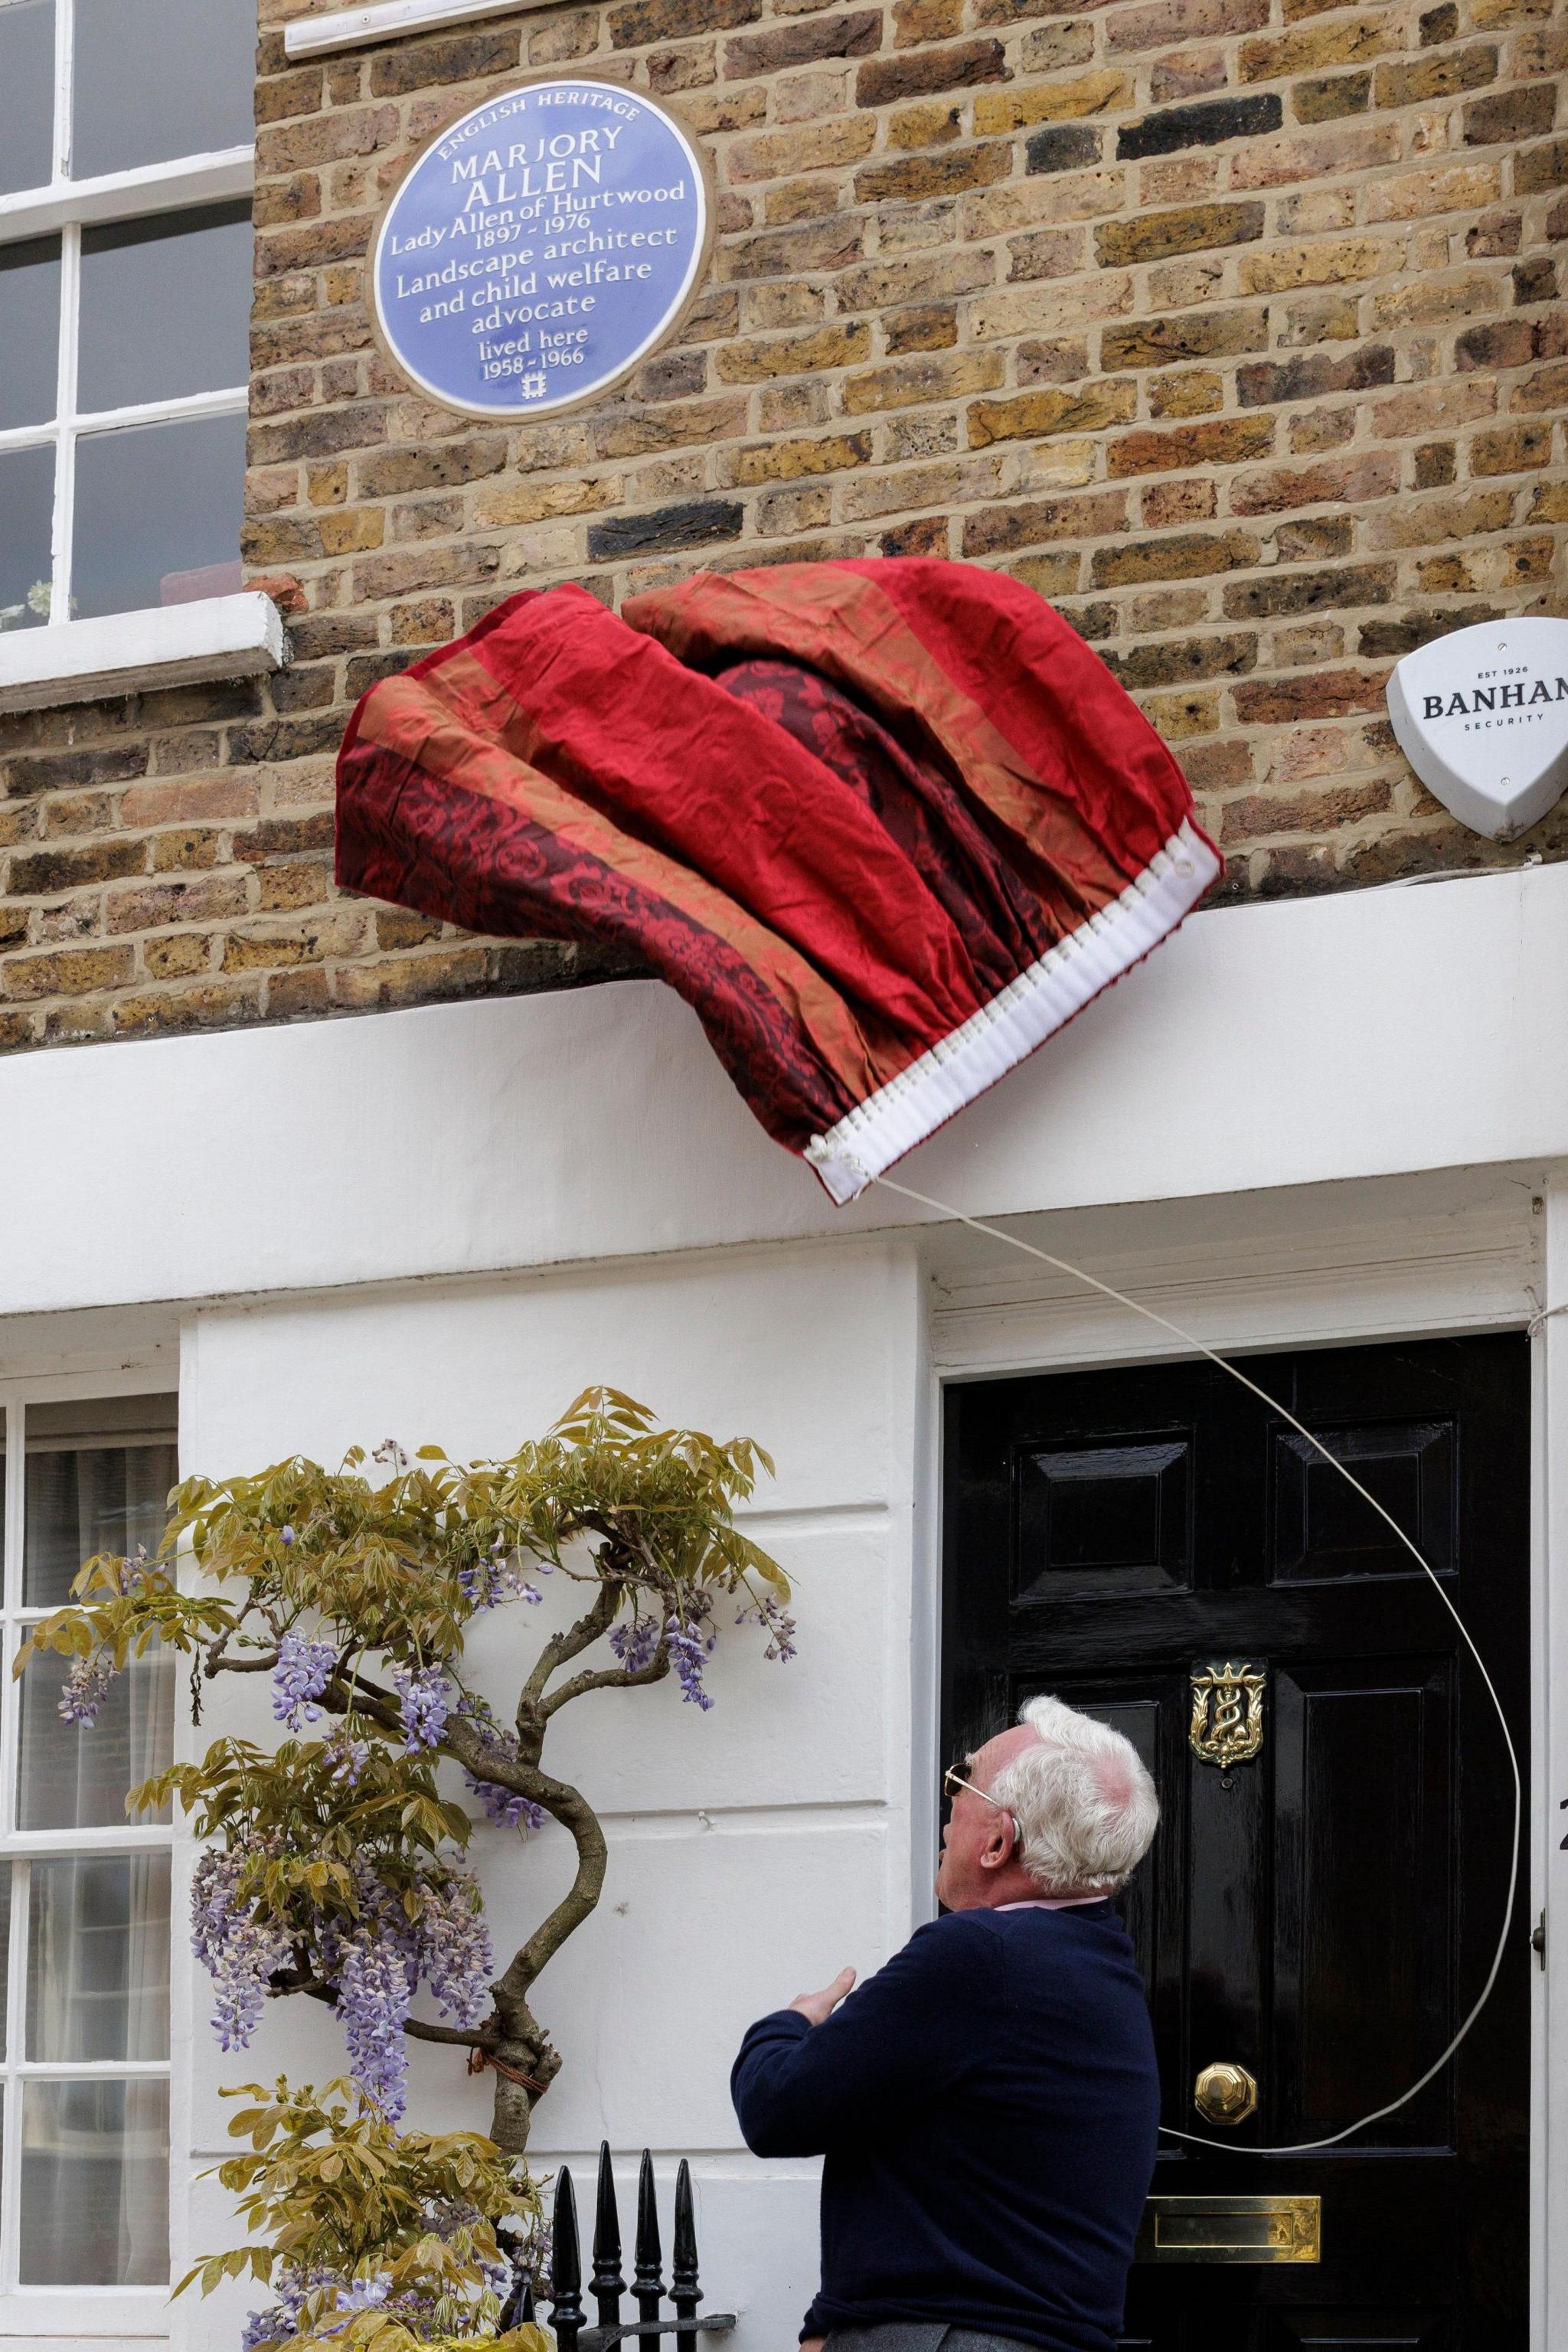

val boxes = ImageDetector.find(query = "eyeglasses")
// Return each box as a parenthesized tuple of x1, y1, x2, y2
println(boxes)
(943, 1762, 1018, 1834)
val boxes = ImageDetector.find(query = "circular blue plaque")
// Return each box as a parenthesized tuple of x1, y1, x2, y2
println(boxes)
(373, 77, 709, 420)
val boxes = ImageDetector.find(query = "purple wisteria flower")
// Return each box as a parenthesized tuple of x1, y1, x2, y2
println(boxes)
(323, 1730, 372, 1788)
(737, 1596, 799, 1664)
(240, 2298, 293, 2352)
(418, 1874, 494, 2026)
(454, 1700, 547, 1831)
(58, 1653, 115, 1727)
(337, 1921, 416, 2113)
(666, 1606, 717, 1711)
(333, 2273, 394, 2313)
(271, 1631, 336, 1729)
(462, 1768, 547, 1831)
(240, 2266, 326, 2352)
(190, 1848, 291, 2050)
(609, 1612, 661, 1674)
(456, 1534, 545, 1612)
(394, 1663, 452, 1753)
(457, 1550, 508, 1612)
(191, 1844, 496, 2118)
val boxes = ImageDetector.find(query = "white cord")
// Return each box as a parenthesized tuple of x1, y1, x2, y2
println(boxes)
(870, 1168, 1524, 2157)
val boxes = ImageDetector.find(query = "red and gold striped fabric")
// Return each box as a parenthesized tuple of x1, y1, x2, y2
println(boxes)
(335, 557, 1218, 1202)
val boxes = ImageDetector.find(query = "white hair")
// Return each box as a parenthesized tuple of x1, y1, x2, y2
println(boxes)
(988, 1695, 1159, 1896)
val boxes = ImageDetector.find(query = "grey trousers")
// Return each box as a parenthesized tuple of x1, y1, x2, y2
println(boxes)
(822, 2326, 1040, 2352)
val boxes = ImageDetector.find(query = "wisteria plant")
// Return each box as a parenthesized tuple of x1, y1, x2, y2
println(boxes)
(18, 1390, 795, 2346)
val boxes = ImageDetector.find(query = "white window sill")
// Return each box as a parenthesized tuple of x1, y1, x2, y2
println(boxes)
(0, 2283, 172, 2334)
(0, 594, 288, 715)
(286, 0, 557, 59)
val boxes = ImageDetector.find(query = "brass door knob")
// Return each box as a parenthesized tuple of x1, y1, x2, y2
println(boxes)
(1194, 2060, 1259, 2126)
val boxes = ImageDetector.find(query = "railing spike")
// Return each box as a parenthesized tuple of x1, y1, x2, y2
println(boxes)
(634, 2148, 665, 2324)
(592, 2141, 626, 2327)
(671, 2159, 699, 2352)
(551, 2167, 585, 2352)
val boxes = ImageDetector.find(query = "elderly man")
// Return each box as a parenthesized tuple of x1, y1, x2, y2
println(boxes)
(730, 1696, 1161, 2352)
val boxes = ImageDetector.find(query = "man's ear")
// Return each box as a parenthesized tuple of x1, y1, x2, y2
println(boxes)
(978, 1813, 1019, 1871)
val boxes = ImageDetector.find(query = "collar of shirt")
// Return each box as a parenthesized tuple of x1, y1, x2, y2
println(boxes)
(993, 1895, 1108, 1910)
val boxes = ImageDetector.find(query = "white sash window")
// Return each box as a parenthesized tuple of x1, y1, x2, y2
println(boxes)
(0, 1394, 176, 2314)
(0, 0, 255, 681)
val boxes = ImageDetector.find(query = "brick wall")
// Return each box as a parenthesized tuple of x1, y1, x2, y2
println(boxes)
(0, 0, 1564, 1052)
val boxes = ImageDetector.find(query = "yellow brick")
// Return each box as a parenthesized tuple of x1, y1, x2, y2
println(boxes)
(725, 433, 873, 485)
(962, 173, 1127, 237)
(471, 478, 620, 528)
(727, 117, 876, 184)
(1527, 481, 1568, 521)
(1238, 237, 1393, 292)
(1141, 689, 1220, 737)
(717, 322, 871, 383)
(841, 348, 1007, 413)
(1364, 488, 1516, 547)
(1363, 164, 1502, 223)
(1149, 368, 1224, 416)
(1415, 535, 1553, 591)
(967, 377, 1137, 447)
(317, 508, 384, 554)
(888, 100, 963, 150)
(969, 273, 1133, 339)
(972, 70, 1134, 134)
(1369, 269, 1503, 327)
(1239, 17, 1390, 80)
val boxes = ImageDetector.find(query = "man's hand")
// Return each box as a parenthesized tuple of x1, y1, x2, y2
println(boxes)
(789, 1966, 856, 2026)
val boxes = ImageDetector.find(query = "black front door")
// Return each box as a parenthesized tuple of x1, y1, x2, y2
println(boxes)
(942, 1336, 1530, 2351)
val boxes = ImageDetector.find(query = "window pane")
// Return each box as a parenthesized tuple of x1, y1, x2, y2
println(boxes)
(20, 2079, 168, 2285)
(73, 0, 253, 177)
(71, 410, 246, 619)
(28, 1854, 171, 2062)
(0, 237, 60, 430)
(0, 0, 55, 198)
(24, 1439, 178, 1608)
(0, 1866, 11, 2058)
(79, 203, 251, 414)
(18, 1650, 174, 1830)
(0, 445, 55, 633)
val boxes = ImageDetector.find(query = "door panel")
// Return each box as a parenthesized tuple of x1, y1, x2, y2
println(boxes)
(1273, 1665, 1452, 2145)
(942, 1336, 1529, 2350)
(1017, 1432, 1193, 1598)
(1270, 1421, 1457, 1585)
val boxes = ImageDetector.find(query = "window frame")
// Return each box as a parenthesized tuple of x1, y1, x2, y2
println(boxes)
(0, 1380, 177, 2332)
(0, 0, 258, 704)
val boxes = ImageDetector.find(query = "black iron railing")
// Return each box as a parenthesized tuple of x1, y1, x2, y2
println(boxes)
(501, 2145, 737, 2352)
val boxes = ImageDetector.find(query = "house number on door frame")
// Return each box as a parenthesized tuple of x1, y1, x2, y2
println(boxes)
(1190, 1661, 1266, 1768)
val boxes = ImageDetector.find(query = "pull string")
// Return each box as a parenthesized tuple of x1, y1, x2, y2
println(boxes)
(869, 1168, 1523, 2157)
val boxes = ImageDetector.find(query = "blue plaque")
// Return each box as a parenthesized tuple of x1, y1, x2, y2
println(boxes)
(373, 77, 710, 420)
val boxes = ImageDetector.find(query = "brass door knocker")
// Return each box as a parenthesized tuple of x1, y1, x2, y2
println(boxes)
(1189, 1661, 1266, 1769)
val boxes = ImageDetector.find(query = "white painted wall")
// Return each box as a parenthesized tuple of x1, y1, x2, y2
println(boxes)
(173, 1240, 924, 2352)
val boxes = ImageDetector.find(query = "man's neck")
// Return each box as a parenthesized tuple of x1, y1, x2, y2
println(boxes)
(952, 1864, 1058, 1909)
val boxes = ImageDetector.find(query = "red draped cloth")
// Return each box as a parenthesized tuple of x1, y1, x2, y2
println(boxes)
(335, 558, 1218, 1201)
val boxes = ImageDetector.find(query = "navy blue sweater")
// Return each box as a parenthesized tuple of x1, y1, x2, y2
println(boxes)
(730, 1905, 1158, 2352)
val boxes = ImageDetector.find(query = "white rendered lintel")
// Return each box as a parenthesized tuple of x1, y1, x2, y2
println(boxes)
(0, 594, 288, 715)
(0, 147, 254, 249)
(285, 0, 557, 59)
